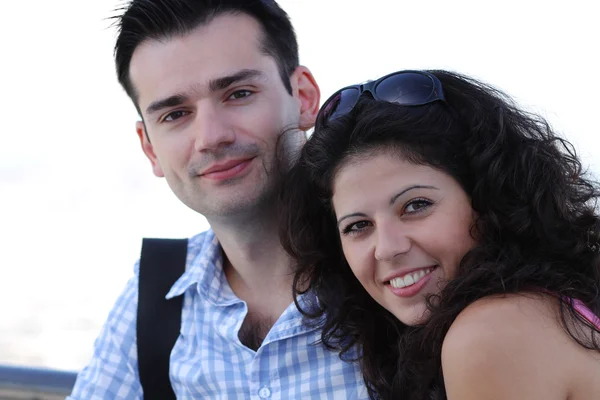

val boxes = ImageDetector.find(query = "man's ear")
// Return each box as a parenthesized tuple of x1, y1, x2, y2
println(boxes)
(136, 121, 164, 177)
(291, 66, 321, 131)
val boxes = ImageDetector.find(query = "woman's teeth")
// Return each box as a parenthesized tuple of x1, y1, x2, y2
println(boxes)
(389, 267, 434, 289)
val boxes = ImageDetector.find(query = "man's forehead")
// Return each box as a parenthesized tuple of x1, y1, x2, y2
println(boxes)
(129, 13, 276, 108)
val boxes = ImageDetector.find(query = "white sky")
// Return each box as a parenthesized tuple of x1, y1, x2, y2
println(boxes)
(0, 0, 598, 371)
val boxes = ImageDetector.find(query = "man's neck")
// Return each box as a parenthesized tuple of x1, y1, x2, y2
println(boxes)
(209, 211, 294, 350)
(209, 211, 294, 312)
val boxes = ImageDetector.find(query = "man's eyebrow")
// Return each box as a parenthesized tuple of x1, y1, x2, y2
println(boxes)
(146, 94, 188, 116)
(144, 69, 265, 116)
(209, 69, 265, 92)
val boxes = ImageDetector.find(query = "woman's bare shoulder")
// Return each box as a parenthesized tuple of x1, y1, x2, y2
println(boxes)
(441, 293, 585, 399)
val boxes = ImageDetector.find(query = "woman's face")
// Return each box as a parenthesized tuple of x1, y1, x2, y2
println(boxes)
(331, 152, 476, 325)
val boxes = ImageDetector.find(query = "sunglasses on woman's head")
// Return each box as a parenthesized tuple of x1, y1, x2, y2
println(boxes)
(316, 70, 445, 129)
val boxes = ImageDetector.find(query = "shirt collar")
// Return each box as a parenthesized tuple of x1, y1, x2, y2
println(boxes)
(166, 229, 235, 303)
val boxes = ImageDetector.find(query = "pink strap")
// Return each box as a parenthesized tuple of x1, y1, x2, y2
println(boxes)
(572, 298, 600, 329)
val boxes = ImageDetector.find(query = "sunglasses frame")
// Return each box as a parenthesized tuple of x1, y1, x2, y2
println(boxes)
(316, 70, 445, 128)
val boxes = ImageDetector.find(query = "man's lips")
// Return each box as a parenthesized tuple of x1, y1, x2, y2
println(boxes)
(199, 158, 254, 180)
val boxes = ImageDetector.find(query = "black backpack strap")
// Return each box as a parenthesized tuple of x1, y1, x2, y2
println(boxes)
(137, 238, 188, 400)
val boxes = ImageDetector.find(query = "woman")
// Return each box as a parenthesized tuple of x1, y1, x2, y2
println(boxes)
(279, 70, 600, 399)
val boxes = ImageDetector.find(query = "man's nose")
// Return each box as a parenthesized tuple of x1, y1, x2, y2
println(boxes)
(192, 105, 236, 152)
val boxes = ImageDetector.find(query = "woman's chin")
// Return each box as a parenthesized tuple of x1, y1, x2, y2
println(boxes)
(394, 306, 431, 326)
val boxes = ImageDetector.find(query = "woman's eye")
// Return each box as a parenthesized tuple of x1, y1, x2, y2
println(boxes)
(404, 199, 432, 214)
(163, 110, 189, 122)
(342, 221, 371, 235)
(228, 90, 252, 100)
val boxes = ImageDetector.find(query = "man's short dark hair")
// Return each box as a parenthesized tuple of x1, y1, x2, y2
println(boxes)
(113, 0, 299, 110)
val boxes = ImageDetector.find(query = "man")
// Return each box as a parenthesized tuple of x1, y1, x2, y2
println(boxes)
(68, 0, 367, 398)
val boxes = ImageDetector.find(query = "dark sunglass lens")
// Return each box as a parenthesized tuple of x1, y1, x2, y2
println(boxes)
(375, 72, 435, 105)
(320, 88, 360, 124)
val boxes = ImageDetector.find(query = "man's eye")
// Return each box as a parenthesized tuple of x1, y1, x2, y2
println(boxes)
(228, 90, 252, 100)
(163, 110, 188, 122)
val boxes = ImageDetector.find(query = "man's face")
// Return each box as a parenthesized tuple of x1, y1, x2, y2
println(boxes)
(129, 13, 319, 219)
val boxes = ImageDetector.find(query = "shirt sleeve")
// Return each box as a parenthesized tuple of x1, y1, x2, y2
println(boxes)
(67, 262, 142, 400)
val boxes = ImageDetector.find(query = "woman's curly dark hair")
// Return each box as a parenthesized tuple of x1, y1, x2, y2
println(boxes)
(278, 70, 600, 399)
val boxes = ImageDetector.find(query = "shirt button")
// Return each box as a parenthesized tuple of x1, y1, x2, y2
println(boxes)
(258, 386, 271, 398)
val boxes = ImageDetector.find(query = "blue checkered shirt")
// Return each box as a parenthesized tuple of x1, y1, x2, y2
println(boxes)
(68, 230, 368, 399)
